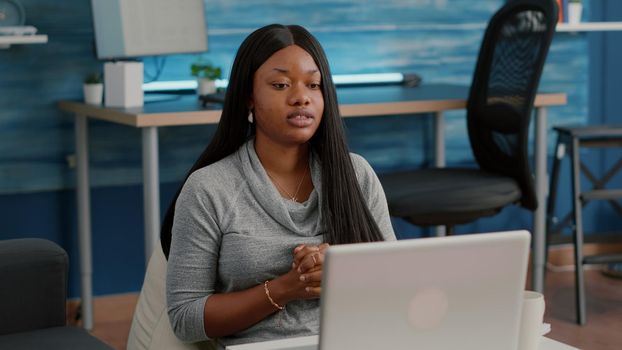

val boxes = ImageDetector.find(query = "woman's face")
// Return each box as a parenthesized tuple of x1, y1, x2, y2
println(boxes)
(250, 45, 324, 147)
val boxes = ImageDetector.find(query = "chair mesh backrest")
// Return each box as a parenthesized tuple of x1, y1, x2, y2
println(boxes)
(467, 0, 557, 210)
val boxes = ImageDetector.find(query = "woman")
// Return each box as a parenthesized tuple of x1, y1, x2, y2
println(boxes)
(163, 24, 396, 348)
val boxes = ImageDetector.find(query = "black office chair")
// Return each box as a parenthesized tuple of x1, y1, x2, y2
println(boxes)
(379, 0, 557, 234)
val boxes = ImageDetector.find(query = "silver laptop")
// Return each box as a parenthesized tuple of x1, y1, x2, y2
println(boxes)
(227, 230, 530, 350)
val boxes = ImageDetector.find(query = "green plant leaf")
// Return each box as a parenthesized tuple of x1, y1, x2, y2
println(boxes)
(190, 61, 222, 80)
(84, 73, 102, 84)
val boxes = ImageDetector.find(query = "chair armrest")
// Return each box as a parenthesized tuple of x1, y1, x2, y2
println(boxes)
(0, 238, 68, 335)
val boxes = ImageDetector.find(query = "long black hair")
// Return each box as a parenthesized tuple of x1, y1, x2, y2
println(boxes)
(161, 24, 385, 258)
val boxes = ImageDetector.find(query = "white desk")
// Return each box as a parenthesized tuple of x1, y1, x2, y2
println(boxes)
(225, 335, 580, 350)
(58, 84, 566, 329)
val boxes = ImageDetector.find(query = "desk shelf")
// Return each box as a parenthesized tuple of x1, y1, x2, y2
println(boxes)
(0, 35, 48, 48)
(557, 22, 622, 32)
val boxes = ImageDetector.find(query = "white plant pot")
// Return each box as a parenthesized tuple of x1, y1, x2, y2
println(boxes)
(83, 83, 103, 105)
(568, 3, 583, 25)
(197, 79, 216, 95)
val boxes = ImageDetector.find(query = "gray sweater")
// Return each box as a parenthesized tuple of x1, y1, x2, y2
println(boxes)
(167, 139, 396, 348)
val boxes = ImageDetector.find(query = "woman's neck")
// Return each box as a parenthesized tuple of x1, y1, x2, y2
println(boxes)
(254, 138, 310, 176)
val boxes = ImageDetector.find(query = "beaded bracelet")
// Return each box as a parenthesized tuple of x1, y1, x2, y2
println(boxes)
(264, 280, 285, 310)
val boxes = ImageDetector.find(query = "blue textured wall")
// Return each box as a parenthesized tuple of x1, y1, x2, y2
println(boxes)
(1, 0, 590, 193)
(587, 1, 622, 235)
(2, 0, 617, 296)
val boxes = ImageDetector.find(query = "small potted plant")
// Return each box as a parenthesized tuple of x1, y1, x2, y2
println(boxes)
(83, 72, 103, 105)
(567, 0, 582, 25)
(190, 60, 222, 95)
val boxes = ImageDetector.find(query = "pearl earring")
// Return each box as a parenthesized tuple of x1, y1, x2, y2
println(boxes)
(247, 111, 254, 123)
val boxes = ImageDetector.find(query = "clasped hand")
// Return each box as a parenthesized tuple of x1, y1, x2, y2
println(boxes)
(284, 243, 329, 300)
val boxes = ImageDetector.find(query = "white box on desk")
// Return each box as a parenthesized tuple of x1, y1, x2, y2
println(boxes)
(104, 61, 143, 108)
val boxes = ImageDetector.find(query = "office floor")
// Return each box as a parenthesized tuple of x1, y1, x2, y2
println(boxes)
(72, 268, 622, 350)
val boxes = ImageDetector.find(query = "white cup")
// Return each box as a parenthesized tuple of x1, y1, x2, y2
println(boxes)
(517, 291, 545, 350)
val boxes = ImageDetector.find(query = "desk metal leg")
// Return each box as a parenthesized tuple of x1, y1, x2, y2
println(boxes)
(75, 115, 93, 330)
(533, 107, 548, 293)
(434, 111, 446, 168)
(142, 127, 160, 265)
(434, 111, 447, 237)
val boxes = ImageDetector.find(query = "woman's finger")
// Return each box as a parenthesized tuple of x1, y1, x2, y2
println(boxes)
(299, 270, 322, 283)
(304, 286, 321, 297)
(293, 245, 320, 268)
(298, 252, 324, 273)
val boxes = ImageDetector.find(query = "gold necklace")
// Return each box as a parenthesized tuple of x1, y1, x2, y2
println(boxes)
(266, 164, 308, 202)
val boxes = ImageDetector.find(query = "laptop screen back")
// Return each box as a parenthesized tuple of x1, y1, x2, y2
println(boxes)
(319, 230, 530, 350)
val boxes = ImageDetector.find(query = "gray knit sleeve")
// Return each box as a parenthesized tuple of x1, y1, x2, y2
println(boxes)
(166, 170, 221, 342)
(350, 154, 397, 241)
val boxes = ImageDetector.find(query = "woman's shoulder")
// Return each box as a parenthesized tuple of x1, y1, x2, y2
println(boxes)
(349, 152, 374, 176)
(348, 152, 379, 187)
(184, 151, 245, 194)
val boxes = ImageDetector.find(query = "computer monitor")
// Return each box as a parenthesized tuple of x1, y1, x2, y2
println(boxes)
(90, 0, 207, 60)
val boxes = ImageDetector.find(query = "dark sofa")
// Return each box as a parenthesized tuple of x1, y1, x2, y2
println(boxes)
(0, 238, 113, 349)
